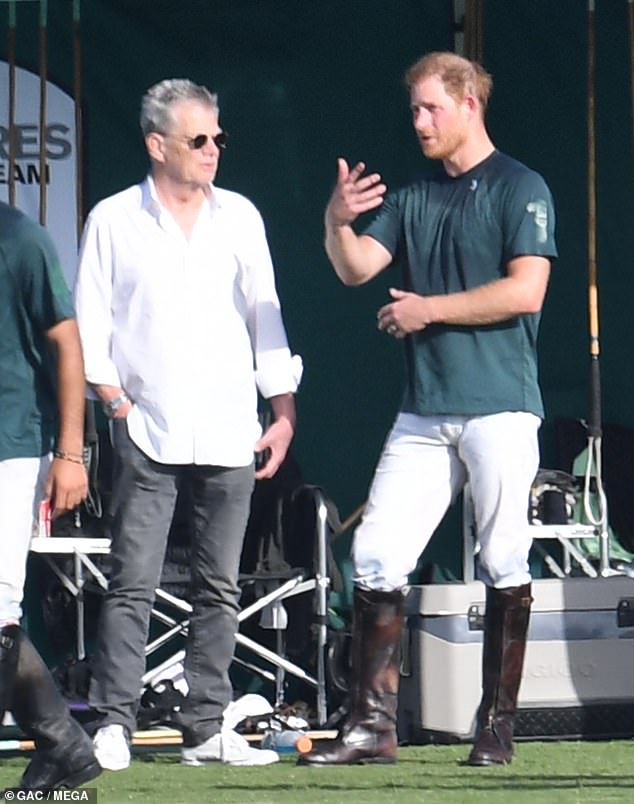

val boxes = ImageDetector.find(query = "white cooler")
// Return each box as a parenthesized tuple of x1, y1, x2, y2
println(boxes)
(397, 576, 634, 743)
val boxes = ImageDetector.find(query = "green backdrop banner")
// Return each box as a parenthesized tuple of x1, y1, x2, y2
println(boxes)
(2, 1, 633, 577)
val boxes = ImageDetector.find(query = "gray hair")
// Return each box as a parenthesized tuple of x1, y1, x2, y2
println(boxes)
(140, 79, 218, 136)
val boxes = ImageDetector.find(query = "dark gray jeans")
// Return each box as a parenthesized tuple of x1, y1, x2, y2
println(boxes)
(89, 419, 255, 746)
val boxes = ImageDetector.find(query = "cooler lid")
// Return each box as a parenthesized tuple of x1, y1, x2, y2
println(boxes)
(405, 576, 634, 616)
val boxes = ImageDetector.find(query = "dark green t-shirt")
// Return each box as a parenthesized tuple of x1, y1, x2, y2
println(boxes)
(364, 150, 557, 418)
(0, 202, 75, 460)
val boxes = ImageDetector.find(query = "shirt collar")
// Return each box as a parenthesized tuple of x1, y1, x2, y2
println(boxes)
(141, 175, 222, 221)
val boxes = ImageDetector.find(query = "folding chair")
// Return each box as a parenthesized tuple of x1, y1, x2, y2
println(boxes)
(31, 421, 339, 728)
(141, 480, 338, 727)
(462, 475, 600, 582)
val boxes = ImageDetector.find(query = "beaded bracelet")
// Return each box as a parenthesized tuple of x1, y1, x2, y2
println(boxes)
(53, 448, 85, 465)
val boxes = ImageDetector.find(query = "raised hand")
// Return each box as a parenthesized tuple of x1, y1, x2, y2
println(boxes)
(325, 158, 386, 227)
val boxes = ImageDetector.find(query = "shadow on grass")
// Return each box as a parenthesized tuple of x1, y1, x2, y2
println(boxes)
(97, 742, 630, 804)
(132, 753, 634, 793)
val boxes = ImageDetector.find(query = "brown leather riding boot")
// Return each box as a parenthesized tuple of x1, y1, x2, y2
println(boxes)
(298, 587, 404, 766)
(466, 583, 532, 766)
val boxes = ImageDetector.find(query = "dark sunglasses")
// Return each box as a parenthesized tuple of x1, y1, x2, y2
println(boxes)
(187, 131, 229, 150)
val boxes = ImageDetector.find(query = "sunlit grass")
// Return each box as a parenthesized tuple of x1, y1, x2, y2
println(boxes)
(1, 740, 634, 803)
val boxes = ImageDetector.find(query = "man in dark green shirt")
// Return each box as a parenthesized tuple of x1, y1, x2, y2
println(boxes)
(0, 201, 100, 791)
(299, 52, 555, 769)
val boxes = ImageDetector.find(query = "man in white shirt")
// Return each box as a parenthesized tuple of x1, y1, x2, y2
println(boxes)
(74, 79, 300, 770)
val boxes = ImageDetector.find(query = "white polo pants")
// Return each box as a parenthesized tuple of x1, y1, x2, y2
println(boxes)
(352, 411, 541, 591)
(0, 455, 51, 624)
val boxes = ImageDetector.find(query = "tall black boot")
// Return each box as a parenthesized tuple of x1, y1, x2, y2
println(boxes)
(466, 583, 532, 766)
(9, 629, 101, 790)
(0, 625, 20, 717)
(298, 587, 404, 766)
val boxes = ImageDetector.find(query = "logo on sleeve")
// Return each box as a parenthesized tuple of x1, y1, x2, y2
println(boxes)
(526, 200, 548, 244)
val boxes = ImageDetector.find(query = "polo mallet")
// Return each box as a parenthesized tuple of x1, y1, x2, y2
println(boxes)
(583, 0, 610, 576)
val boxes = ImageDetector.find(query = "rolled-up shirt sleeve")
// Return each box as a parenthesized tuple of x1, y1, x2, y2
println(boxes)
(239, 202, 302, 399)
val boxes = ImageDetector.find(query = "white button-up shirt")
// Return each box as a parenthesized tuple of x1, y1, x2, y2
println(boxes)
(74, 177, 301, 467)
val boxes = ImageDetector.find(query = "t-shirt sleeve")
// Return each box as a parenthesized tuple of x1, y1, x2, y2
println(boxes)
(362, 191, 402, 257)
(502, 171, 558, 263)
(18, 220, 75, 331)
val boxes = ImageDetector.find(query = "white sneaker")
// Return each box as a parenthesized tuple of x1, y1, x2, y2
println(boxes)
(181, 729, 280, 767)
(93, 724, 131, 771)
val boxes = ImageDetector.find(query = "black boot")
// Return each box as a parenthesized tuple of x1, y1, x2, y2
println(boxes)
(466, 583, 532, 766)
(298, 587, 403, 766)
(0, 625, 20, 716)
(8, 628, 101, 790)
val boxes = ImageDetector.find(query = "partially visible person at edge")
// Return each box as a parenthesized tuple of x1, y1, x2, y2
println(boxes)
(298, 51, 556, 768)
(73, 78, 301, 770)
(0, 201, 101, 790)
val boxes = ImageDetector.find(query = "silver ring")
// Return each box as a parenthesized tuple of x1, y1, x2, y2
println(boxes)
(387, 324, 398, 336)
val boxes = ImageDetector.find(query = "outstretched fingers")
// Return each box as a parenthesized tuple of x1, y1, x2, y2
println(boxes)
(329, 158, 386, 225)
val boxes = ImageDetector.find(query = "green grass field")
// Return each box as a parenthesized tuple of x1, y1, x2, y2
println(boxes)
(2, 740, 634, 804)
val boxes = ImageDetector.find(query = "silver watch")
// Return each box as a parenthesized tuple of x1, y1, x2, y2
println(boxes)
(102, 392, 129, 418)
